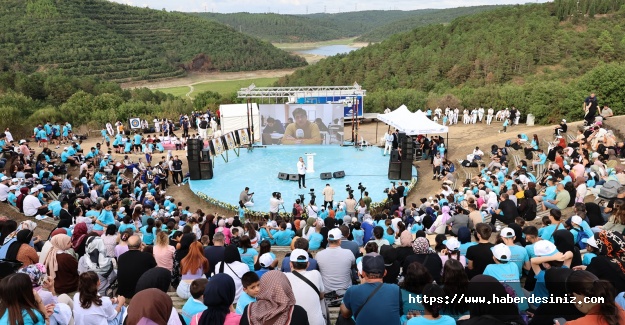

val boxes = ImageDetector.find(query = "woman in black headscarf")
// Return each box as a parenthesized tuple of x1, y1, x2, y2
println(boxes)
(47, 219, 72, 241)
(5, 230, 37, 267)
(0, 220, 17, 244)
(135, 267, 173, 293)
(320, 217, 336, 248)
(458, 275, 524, 325)
(380, 244, 400, 284)
(529, 268, 584, 325)
(215, 245, 248, 304)
(192, 273, 240, 325)
(552, 229, 582, 268)
(172, 233, 196, 288)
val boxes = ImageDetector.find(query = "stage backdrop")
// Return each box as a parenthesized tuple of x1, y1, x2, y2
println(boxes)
(260, 104, 345, 145)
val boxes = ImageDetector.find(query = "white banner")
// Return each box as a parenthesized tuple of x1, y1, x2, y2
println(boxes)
(129, 118, 141, 129)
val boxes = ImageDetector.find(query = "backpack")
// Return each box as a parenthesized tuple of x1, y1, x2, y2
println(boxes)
(491, 144, 498, 155)
(449, 163, 455, 173)
(599, 179, 620, 199)
(501, 147, 508, 155)
(462, 160, 471, 167)
(505, 140, 511, 147)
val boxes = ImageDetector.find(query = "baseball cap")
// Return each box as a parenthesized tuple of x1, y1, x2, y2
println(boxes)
(8, 186, 17, 191)
(328, 228, 343, 241)
(500, 227, 515, 238)
(534, 240, 558, 257)
(571, 215, 583, 225)
(259, 253, 275, 268)
(11, 178, 18, 183)
(290, 249, 309, 262)
(562, 119, 566, 123)
(443, 237, 460, 251)
(0, 176, 8, 181)
(30, 187, 38, 194)
(581, 233, 599, 249)
(491, 243, 511, 262)
(362, 253, 385, 274)
(19, 139, 26, 144)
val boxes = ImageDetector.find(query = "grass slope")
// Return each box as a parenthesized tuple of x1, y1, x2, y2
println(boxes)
(159, 77, 279, 98)
(0, 0, 306, 82)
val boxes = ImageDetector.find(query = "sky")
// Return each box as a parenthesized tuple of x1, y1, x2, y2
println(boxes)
(109, 0, 552, 14)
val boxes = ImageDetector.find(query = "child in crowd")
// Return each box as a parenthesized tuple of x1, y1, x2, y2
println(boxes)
(181, 278, 208, 325)
(200, 235, 210, 247)
(230, 228, 241, 248)
(235, 272, 260, 315)
(581, 233, 598, 266)
(484, 243, 528, 311)
(255, 253, 274, 278)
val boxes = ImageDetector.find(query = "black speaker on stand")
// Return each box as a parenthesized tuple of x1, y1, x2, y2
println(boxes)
(400, 160, 413, 180)
(189, 161, 201, 180)
(388, 162, 401, 180)
(200, 159, 213, 180)
(187, 138, 203, 180)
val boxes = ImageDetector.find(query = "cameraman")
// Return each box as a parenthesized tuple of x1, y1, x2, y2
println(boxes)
(305, 199, 318, 219)
(269, 192, 283, 220)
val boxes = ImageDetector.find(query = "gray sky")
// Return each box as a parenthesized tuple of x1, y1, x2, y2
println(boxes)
(109, 0, 551, 14)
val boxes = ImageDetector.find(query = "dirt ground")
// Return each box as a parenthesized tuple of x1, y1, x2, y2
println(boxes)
(5, 115, 621, 240)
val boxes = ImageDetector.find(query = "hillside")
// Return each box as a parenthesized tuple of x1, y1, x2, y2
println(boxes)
(0, 0, 306, 82)
(356, 5, 503, 42)
(193, 8, 501, 43)
(277, 1, 625, 124)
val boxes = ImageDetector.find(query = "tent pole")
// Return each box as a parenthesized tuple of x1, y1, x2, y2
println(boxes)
(447, 132, 449, 155)
(375, 120, 378, 146)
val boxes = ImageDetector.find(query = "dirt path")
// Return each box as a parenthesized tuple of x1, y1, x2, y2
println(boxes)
(185, 85, 194, 98)
(121, 69, 298, 90)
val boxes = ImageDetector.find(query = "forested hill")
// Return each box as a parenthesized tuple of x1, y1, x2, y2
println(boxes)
(277, 1, 625, 124)
(356, 5, 503, 42)
(193, 7, 501, 43)
(0, 0, 306, 82)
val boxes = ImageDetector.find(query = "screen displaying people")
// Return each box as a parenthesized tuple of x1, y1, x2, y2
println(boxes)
(260, 104, 344, 145)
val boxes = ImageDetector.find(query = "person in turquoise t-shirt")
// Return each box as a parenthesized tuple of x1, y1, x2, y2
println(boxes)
(267, 222, 293, 246)
(133, 132, 142, 154)
(238, 239, 259, 271)
(483, 244, 528, 311)
(140, 218, 157, 245)
(235, 272, 259, 315)
(540, 210, 566, 243)
(123, 138, 132, 154)
(352, 222, 364, 246)
(308, 231, 323, 251)
(93, 204, 115, 232)
(0, 273, 46, 325)
(529, 240, 573, 307)
(499, 227, 530, 275)
(581, 235, 599, 266)
(181, 278, 208, 325)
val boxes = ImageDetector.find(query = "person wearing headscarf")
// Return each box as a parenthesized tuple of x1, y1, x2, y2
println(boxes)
(529, 268, 584, 325)
(5, 229, 38, 267)
(403, 237, 443, 283)
(189, 273, 240, 325)
(43, 234, 78, 294)
(135, 267, 173, 293)
(239, 270, 309, 325)
(457, 227, 476, 256)
(380, 244, 400, 284)
(124, 288, 179, 325)
(319, 217, 336, 248)
(578, 230, 625, 293)
(71, 222, 89, 257)
(78, 235, 116, 295)
(396, 229, 415, 266)
(428, 205, 451, 234)
(214, 245, 248, 303)
(457, 275, 525, 325)
(302, 217, 316, 240)
(552, 229, 582, 268)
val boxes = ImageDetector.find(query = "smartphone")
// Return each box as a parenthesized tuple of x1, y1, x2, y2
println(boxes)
(553, 318, 567, 325)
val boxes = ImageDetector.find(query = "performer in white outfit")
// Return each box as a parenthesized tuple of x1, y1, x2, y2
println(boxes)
(383, 130, 393, 156)
(486, 107, 494, 125)
(478, 107, 485, 123)
(463, 109, 470, 124)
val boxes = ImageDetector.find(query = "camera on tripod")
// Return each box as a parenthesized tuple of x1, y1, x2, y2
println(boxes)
(309, 188, 316, 202)
(273, 192, 281, 200)
(358, 183, 366, 192)
(297, 193, 305, 202)
(345, 184, 354, 194)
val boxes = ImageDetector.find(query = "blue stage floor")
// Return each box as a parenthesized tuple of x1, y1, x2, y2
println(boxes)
(189, 145, 416, 213)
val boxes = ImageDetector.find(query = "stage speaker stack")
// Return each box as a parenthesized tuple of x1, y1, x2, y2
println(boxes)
(288, 174, 299, 181)
(400, 160, 413, 180)
(199, 159, 213, 180)
(388, 160, 401, 180)
(278, 172, 288, 180)
(401, 135, 414, 161)
(333, 171, 345, 179)
(187, 139, 203, 180)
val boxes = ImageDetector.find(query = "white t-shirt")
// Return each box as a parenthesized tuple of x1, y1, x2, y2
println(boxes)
(297, 161, 306, 175)
(23, 194, 42, 216)
(0, 184, 9, 201)
(73, 293, 119, 325)
(306, 205, 319, 219)
(214, 261, 249, 303)
(285, 270, 326, 325)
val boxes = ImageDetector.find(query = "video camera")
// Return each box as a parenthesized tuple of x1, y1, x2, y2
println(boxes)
(309, 188, 316, 202)
(297, 193, 305, 202)
(273, 192, 281, 200)
(345, 184, 354, 194)
(358, 182, 366, 192)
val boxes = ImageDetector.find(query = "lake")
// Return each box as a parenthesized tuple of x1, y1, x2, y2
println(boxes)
(296, 44, 360, 56)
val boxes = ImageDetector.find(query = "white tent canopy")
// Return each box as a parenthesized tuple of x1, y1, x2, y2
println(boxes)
(377, 105, 448, 135)
(219, 103, 261, 142)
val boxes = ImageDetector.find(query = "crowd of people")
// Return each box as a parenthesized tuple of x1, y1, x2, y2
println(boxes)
(0, 100, 623, 325)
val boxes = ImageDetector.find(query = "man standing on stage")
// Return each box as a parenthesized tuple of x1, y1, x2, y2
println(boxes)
(322, 183, 335, 209)
(297, 157, 306, 189)
(383, 130, 393, 156)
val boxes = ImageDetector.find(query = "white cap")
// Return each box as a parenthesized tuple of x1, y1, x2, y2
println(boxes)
(582, 235, 599, 249)
(592, 152, 600, 159)
(30, 187, 38, 194)
(500, 227, 515, 238)
(36, 185, 44, 190)
(11, 178, 18, 183)
(534, 240, 558, 257)
(562, 119, 566, 123)
(290, 249, 309, 262)
(328, 228, 343, 241)
(8, 185, 17, 191)
(119, 207, 125, 212)
(491, 243, 511, 262)
(571, 215, 583, 225)
(0, 176, 8, 181)
(19, 139, 26, 144)
(443, 237, 460, 251)
(63, 147, 68, 151)
(258, 253, 275, 268)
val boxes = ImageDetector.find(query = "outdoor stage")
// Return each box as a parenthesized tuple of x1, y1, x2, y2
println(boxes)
(189, 145, 417, 213)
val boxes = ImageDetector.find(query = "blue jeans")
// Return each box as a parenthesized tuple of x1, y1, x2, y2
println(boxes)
(543, 201, 560, 211)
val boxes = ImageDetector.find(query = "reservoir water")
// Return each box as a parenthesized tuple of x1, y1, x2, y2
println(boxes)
(297, 44, 359, 56)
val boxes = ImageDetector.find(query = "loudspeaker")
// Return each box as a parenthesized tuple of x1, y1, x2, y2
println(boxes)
(189, 161, 201, 180)
(398, 132, 406, 145)
(187, 139, 203, 161)
(389, 162, 401, 172)
(288, 174, 299, 181)
(278, 172, 288, 180)
(388, 170, 401, 180)
(200, 161, 213, 180)
(390, 150, 400, 162)
(333, 171, 345, 178)
(400, 160, 413, 180)
(402, 149, 414, 160)
(201, 150, 211, 161)
(320, 172, 332, 180)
